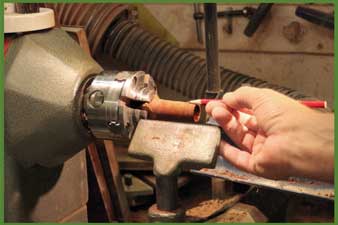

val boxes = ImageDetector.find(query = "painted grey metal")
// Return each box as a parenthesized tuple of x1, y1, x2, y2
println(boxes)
(192, 156, 334, 200)
(128, 120, 221, 176)
(129, 120, 221, 221)
(5, 151, 88, 222)
(5, 28, 102, 167)
(155, 175, 178, 211)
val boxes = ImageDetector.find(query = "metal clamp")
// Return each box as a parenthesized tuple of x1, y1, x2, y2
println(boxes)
(129, 120, 221, 222)
(193, 3, 273, 40)
(83, 71, 157, 141)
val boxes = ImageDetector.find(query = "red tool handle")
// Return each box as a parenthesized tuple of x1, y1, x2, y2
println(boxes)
(299, 100, 327, 108)
(191, 99, 327, 109)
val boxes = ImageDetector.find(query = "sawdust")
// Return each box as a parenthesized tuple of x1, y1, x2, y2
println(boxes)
(217, 211, 248, 222)
(287, 177, 319, 185)
(186, 199, 228, 220)
(324, 192, 334, 198)
(286, 177, 333, 194)
(185, 195, 242, 222)
(200, 168, 249, 180)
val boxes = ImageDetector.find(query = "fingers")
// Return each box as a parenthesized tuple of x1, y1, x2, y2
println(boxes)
(252, 131, 266, 153)
(232, 110, 258, 132)
(206, 99, 260, 151)
(206, 101, 258, 131)
(207, 104, 256, 151)
(205, 100, 225, 115)
(222, 86, 263, 110)
(237, 108, 254, 115)
(219, 141, 255, 173)
(220, 140, 290, 180)
(211, 106, 233, 127)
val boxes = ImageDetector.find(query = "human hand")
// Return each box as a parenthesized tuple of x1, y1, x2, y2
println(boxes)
(206, 87, 334, 182)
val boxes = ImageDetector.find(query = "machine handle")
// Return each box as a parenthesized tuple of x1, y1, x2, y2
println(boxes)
(296, 6, 334, 30)
(244, 3, 273, 37)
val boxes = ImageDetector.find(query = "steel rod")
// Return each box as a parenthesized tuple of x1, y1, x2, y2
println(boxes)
(203, 3, 221, 98)
(156, 176, 178, 211)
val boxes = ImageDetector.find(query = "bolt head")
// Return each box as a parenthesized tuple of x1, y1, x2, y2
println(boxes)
(89, 90, 104, 108)
(124, 173, 133, 186)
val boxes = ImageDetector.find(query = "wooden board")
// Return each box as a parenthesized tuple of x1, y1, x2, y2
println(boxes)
(194, 51, 334, 108)
(103, 140, 131, 222)
(87, 144, 116, 222)
(145, 4, 333, 54)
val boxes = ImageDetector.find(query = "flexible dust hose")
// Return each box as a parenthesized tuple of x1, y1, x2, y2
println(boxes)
(41, 3, 129, 55)
(45, 3, 310, 100)
(103, 20, 310, 100)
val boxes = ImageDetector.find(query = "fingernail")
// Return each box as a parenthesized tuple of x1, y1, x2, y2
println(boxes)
(242, 124, 249, 132)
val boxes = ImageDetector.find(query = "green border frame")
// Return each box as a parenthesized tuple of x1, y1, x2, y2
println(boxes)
(1, 0, 336, 224)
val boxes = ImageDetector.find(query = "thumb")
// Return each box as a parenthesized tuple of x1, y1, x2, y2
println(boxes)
(222, 86, 265, 110)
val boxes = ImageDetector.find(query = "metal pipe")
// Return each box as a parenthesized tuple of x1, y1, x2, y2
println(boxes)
(142, 96, 201, 123)
(193, 3, 203, 43)
(244, 3, 273, 37)
(203, 3, 221, 98)
(156, 176, 178, 211)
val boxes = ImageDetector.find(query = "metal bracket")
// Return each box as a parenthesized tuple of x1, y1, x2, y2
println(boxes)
(193, 3, 273, 40)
